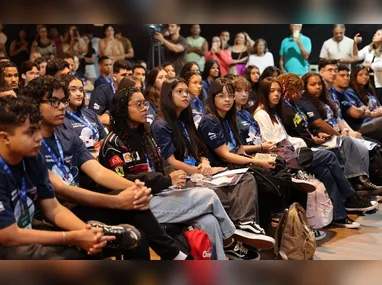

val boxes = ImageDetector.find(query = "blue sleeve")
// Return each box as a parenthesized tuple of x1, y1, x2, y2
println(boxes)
(337, 91, 354, 114)
(0, 174, 16, 229)
(74, 135, 95, 167)
(89, 87, 107, 115)
(302, 36, 312, 53)
(297, 99, 321, 123)
(151, 119, 176, 160)
(198, 116, 227, 150)
(279, 39, 286, 56)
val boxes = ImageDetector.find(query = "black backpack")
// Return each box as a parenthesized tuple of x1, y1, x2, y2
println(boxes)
(369, 144, 382, 185)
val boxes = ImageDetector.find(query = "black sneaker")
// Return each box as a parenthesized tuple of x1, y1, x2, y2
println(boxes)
(352, 176, 382, 196)
(234, 221, 275, 249)
(345, 193, 379, 212)
(88, 221, 141, 250)
(332, 217, 360, 229)
(224, 240, 261, 260)
(313, 230, 327, 241)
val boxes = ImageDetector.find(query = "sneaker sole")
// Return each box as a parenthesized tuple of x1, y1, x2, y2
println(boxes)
(232, 229, 275, 249)
(331, 221, 361, 229)
(291, 179, 316, 193)
(225, 252, 261, 260)
(345, 200, 379, 212)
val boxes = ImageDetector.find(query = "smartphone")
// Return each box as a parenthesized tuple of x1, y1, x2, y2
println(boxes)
(293, 29, 300, 38)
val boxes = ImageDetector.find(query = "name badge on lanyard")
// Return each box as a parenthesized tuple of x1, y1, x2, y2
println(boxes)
(180, 121, 197, 165)
(42, 134, 77, 186)
(0, 156, 32, 229)
(66, 110, 99, 142)
(224, 120, 237, 151)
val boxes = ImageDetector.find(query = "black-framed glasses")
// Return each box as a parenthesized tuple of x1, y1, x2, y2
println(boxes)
(41, 97, 69, 108)
(128, 100, 149, 111)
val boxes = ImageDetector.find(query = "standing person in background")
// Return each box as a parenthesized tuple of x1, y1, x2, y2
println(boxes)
(220, 31, 231, 50)
(31, 25, 56, 61)
(9, 29, 30, 68)
(246, 39, 274, 75)
(99, 25, 125, 63)
(115, 28, 134, 60)
(62, 26, 87, 60)
(186, 24, 208, 72)
(319, 24, 361, 68)
(0, 24, 7, 57)
(153, 24, 188, 76)
(49, 26, 63, 58)
(229, 32, 249, 76)
(279, 24, 311, 76)
(354, 29, 382, 103)
(205, 37, 232, 77)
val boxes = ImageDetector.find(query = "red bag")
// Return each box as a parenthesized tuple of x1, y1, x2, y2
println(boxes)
(183, 226, 212, 260)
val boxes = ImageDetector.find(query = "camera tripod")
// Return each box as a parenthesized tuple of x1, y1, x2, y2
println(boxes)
(147, 38, 164, 70)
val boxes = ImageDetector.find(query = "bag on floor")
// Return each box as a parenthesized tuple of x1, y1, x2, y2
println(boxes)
(306, 178, 333, 230)
(274, 202, 316, 260)
(184, 226, 212, 260)
(369, 144, 382, 185)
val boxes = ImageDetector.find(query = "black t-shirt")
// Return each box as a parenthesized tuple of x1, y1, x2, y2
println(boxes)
(39, 126, 94, 186)
(163, 35, 188, 75)
(88, 83, 114, 115)
(0, 153, 55, 230)
(198, 115, 239, 167)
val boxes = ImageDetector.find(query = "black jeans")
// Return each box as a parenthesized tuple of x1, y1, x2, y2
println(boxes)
(71, 189, 181, 260)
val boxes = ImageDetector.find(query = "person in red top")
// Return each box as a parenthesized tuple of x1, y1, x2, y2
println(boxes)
(205, 37, 232, 76)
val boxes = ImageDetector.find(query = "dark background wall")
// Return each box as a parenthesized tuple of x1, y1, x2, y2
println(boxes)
(3, 24, 381, 66)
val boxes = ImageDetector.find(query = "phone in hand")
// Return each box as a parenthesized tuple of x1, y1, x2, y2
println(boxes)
(293, 29, 300, 38)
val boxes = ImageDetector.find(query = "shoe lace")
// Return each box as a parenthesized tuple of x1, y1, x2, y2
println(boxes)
(247, 221, 266, 235)
(234, 241, 248, 255)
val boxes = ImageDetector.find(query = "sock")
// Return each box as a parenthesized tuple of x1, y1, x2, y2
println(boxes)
(173, 251, 187, 260)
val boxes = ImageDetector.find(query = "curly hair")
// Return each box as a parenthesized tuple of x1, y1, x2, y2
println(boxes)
(0, 96, 41, 134)
(45, 58, 70, 76)
(302, 72, 338, 118)
(350, 64, 376, 105)
(110, 87, 164, 173)
(277, 73, 304, 99)
(20, 75, 65, 102)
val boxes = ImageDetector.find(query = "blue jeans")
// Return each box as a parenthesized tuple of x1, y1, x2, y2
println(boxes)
(306, 150, 355, 221)
(150, 187, 236, 260)
(331, 136, 369, 178)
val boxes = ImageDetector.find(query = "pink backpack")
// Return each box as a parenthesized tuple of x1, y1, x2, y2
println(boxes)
(306, 178, 333, 229)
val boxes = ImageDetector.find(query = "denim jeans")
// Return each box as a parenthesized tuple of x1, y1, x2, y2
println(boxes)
(331, 136, 369, 178)
(360, 117, 382, 143)
(306, 150, 355, 221)
(150, 187, 236, 260)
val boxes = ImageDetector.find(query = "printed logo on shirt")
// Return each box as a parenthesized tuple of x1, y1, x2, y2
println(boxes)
(109, 155, 123, 168)
(0, 201, 4, 212)
(115, 166, 125, 177)
(208, 132, 217, 140)
(307, 112, 314, 118)
(123, 152, 133, 163)
(293, 113, 302, 127)
(93, 103, 100, 110)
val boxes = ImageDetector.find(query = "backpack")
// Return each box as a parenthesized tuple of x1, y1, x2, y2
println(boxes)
(184, 226, 212, 260)
(306, 178, 333, 230)
(274, 202, 316, 260)
(369, 144, 382, 185)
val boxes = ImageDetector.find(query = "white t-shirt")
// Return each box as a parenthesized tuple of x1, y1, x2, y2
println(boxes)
(253, 109, 306, 149)
(0, 32, 7, 57)
(358, 45, 382, 88)
(246, 52, 274, 75)
(319, 36, 354, 61)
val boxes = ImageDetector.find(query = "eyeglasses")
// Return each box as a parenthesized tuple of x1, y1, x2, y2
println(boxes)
(128, 100, 149, 111)
(41, 97, 69, 108)
(216, 93, 235, 100)
(68, 87, 85, 94)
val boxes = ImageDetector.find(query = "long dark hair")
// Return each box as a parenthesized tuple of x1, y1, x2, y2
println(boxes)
(158, 78, 207, 161)
(202, 60, 220, 81)
(179, 61, 200, 79)
(144, 66, 163, 110)
(302, 72, 338, 118)
(350, 64, 376, 105)
(254, 77, 283, 124)
(245, 65, 260, 109)
(206, 77, 241, 146)
(259, 66, 281, 82)
(110, 87, 164, 173)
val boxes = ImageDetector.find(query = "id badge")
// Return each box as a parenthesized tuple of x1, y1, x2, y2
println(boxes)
(17, 209, 32, 229)
(184, 157, 197, 166)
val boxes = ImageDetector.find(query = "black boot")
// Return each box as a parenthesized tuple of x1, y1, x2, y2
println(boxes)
(350, 176, 382, 196)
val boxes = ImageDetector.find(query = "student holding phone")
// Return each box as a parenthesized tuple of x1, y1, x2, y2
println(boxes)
(205, 37, 232, 76)
(279, 24, 312, 76)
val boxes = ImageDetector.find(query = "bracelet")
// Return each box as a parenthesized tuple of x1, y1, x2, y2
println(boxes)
(62, 231, 67, 244)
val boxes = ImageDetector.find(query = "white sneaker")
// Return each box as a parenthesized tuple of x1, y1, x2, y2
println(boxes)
(313, 230, 326, 241)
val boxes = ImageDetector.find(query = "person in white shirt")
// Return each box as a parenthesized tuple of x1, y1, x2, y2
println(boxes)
(0, 24, 8, 57)
(246, 39, 274, 75)
(319, 24, 361, 67)
(355, 29, 382, 103)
